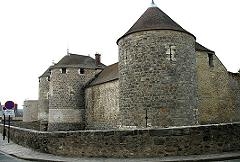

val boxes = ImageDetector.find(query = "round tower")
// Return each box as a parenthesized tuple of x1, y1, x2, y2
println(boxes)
(117, 4, 198, 128)
(38, 67, 51, 130)
(48, 53, 105, 131)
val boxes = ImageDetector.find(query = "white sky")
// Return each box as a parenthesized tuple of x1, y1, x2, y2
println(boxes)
(0, 0, 239, 108)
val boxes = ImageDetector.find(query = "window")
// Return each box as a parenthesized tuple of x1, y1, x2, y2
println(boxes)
(47, 76, 50, 81)
(61, 68, 67, 74)
(79, 68, 85, 74)
(166, 45, 176, 61)
(47, 92, 50, 99)
(208, 53, 214, 67)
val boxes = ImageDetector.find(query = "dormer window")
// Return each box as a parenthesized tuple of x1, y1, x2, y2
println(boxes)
(79, 68, 85, 75)
(166, 45, 176, 61)
(47, 76, 50, 81)
(61, 68, 67, 74)
(208, 53, 214, 67)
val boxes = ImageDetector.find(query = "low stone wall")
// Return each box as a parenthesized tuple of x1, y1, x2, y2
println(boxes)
(1, 123, 240, 158)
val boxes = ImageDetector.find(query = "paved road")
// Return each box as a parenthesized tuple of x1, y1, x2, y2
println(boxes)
(0, 152, 28, 162)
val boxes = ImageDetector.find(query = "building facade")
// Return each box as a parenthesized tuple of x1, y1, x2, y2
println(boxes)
(23, 4, 240, 131)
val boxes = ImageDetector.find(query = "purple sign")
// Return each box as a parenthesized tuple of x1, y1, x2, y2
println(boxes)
(5, 101, 15, 109)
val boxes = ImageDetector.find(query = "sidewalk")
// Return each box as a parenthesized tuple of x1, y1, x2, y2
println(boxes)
(1, 133, 240, 162)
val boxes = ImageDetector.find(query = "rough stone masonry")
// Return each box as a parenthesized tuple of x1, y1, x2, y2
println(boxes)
(23, 3, 240, 132)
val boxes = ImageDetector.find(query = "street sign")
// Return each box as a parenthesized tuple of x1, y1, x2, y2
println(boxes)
(5, 101, 15, 109)
(3, 109, 15, 117)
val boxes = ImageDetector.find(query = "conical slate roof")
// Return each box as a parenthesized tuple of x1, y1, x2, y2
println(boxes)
(117, 6, 195, 44)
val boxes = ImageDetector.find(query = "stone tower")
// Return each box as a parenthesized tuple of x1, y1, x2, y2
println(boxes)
(48, 53, 105, 131)
(38, 67, 51, 130)
(117, 4, 198, 128)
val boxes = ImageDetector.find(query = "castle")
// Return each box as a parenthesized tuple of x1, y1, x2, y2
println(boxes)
(23, 2, 240, 131)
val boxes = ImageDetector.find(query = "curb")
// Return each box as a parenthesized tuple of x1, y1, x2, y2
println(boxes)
(2, 150, 240, 162)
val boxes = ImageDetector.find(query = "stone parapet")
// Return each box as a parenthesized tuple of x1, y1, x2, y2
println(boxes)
(1, 123, 240, 158)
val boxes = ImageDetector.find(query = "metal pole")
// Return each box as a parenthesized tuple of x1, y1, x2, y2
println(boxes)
(3, 114, 6, 140)
(8, 115, 10, 143)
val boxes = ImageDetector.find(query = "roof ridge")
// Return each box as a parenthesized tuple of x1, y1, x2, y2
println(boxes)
(52, 54, 105, 68)
(68, 53, 92, 58)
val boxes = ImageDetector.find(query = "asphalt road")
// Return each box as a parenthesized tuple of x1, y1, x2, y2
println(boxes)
(0, 152, 28, 162)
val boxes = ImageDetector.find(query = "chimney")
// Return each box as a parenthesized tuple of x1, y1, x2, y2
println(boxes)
(95, 53, 101, 66)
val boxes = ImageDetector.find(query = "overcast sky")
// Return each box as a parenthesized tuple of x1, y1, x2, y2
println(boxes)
(0, 0, 239, 107)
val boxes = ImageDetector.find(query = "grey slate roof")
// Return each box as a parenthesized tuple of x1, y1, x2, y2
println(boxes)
(53, 54, 105, 69)
(39, 66, 53, 78)
(117, 6, 195, 44)
(88, 63, 119, 86)
(195, 42, 214, 53)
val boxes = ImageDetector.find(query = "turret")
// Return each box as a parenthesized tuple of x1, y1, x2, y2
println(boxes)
(117, 3, 198, 128)
(48, 53, 105, 131)
(38, 67, 51, 130)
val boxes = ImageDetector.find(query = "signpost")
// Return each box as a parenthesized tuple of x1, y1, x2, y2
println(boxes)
(2, 101, 15, 143)
(5, 101, 15, 109)
(3, 109, 15, 116)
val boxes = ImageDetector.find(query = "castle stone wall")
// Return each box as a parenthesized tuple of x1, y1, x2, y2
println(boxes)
(2, 122, 240, 158)
(48, 67, 99, 131)
(23, 100, 38, 122)
(118, 30, 198, 128)
(85, 80, 119, 129)
(196, 51, 235, 124)
(38, 76, 49, 122)
(228, 73, 240, 121)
